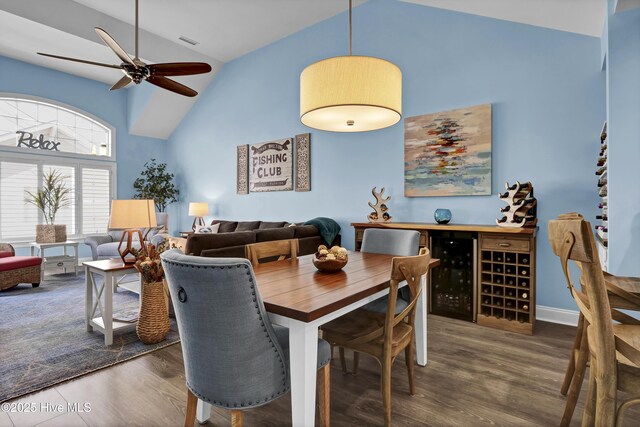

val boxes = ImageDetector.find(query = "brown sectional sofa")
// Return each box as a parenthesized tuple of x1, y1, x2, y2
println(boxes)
(184, 220, 341, 258)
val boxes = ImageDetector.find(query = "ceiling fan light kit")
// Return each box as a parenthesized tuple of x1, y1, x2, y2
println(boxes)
(300, 0, 402, 132)
(37, 0, 211, 97)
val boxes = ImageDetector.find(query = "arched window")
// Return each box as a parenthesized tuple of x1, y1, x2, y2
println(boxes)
(0, 95, 115, 241)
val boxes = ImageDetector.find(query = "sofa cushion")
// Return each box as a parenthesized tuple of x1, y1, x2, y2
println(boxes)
(185, 231, 256, 256)
(293, 225, 319, 239)
(255, 227, 295, 242)
(235, 221, 261, 231)
(211, 220, 238, 233)
(0, 256, 42, 272)
(97, 241, 143, 258)
(0, 251, 13, 259)
(259, 221, 287, 229)
(195, 223, 220, 234)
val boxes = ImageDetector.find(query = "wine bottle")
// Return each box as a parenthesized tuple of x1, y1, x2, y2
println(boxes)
(520, 269, 528, 276)
(595, 225, 608, 232)
(520, 280, 529, 287)
(596, 214, 608, 221)
(521, 292, 528, 299)
(595, 167, 607, 176)
(520, 257, 529, 264)
(599, 187, 608, 197)
(507, 289, 515, 297)
(597, 178, 607, 188)
(521, 304, 529, 312)
(506, 301, 514, 308)
(598, 201, 607, 208)
(507, 278, 515, 286)
(495, 288, 503, 296)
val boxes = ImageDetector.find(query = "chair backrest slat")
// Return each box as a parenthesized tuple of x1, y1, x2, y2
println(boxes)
(246, 239, 299, 266)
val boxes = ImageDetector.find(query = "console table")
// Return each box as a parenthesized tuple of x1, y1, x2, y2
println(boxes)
(351, 222, 537, 334)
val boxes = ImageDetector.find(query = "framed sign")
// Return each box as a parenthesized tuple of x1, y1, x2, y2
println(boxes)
(249, 138, 293, 192)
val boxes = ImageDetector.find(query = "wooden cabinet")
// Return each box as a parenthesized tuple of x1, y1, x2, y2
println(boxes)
(351, 222, 537, 334)
(477, 232, 536, 335)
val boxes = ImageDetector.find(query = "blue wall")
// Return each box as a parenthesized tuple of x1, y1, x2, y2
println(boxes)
(606, 3, 640, 276)
(167, 0, 604, 311)
(0, 55, 167, 257)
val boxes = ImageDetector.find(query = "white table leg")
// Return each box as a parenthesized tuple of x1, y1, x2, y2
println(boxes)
(85, 266, 93, 332)
(196, 399, 212, 424)
(289, 320, 319, 427)
(104, 271, 114, 345)
(415, 275, 428, 366)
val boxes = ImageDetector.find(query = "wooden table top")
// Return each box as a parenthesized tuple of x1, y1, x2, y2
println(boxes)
(254, 252, 440, 323)
(82, 258, 138, 272)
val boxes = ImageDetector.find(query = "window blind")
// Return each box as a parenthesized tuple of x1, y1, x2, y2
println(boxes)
(0, 161, 39, 240)
(81, 168, 111, 235)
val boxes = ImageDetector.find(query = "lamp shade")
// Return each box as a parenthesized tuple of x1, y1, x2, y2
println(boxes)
(188, 202, 209, 217)
(300, 55, 402, 132)
(108, 199, 157, 229)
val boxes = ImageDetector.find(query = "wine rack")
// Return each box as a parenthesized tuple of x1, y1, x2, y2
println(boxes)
(496, 181, 537, 228)
(477, 234, 535, 334)
(595, 122, 608, 271)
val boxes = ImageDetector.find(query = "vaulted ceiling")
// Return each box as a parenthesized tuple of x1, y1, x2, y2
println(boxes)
(0, 0, 612, 139)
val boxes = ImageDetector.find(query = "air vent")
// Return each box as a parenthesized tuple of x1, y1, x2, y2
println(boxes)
(178, 35, 199, 46)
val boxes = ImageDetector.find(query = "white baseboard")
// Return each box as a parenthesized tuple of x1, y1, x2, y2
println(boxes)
(536, 305, 580, 326)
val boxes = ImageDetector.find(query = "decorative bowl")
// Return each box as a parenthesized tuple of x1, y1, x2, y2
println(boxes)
(312, 254, 348, 273)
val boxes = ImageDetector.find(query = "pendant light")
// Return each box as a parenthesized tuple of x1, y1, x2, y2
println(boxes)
(300, 0, 402, 132)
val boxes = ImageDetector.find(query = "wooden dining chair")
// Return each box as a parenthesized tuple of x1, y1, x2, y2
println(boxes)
(549, 213, 640, 426)
(246, 239, 299, 266)
(558, 271, 640, 426)
(322, 249, 431, 427)
(161, 250, 331, 427)
(340, 228, 420, 375)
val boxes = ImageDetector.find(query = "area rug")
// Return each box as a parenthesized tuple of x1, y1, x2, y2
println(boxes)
(0, 273, 180, 403)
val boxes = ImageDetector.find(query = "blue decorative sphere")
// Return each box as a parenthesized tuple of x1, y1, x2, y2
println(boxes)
(434, 209, 452, 224)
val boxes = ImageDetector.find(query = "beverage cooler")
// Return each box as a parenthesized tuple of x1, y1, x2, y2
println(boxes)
(429, 231, 477, 322)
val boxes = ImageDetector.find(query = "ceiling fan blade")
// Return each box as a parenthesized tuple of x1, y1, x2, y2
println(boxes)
(95, 28, 136, 66)
(110, 75, 133, 91)
(37, 52, 122, 69)
(148, 62, 212, 77)
(147, 75, 197, 97)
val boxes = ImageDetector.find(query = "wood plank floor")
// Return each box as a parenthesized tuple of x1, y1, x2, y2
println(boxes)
(4, 316, 640, 426)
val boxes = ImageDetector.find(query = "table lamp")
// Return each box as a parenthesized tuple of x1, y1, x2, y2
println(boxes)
(108, 199, 157, 264)
(188, 202, 209, 231)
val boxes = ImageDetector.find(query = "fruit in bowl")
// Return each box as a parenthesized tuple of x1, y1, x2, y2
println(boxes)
(313, 245, 348, 273)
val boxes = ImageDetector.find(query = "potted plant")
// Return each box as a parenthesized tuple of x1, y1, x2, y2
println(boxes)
(25, 169, 72, 243)
(132, 159, 179, 231)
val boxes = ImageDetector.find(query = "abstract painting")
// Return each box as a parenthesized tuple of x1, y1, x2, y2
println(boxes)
(404, 104, 492, 197)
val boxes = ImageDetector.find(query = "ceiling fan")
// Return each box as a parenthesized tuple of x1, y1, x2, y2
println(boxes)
(37, 0, 211, 97)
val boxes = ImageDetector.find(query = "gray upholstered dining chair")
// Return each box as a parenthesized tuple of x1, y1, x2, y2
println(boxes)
(337, 228, 420, 374)
(161, 250, 331, 427)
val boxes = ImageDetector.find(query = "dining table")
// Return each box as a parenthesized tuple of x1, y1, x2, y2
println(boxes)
(195, 251, 439, 426)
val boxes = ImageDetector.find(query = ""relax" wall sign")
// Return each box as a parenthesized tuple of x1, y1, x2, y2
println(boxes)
(15, 131, 61, 151)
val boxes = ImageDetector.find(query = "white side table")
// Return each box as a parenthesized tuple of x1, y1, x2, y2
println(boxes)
(83, 259, 140, 345)
(30, 241, 79, 282)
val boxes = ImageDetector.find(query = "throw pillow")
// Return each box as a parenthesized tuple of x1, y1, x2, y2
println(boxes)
(195, 223, 220, 234)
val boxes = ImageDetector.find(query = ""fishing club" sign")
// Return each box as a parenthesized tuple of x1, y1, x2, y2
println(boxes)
(249, 138, 293, 192)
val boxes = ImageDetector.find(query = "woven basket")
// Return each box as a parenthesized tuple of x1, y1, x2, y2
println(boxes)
(137, 280, 170, 344)
(36, 225, 67, 243)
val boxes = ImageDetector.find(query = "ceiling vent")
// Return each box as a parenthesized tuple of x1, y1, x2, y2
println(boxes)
(179, 36, 199, 46)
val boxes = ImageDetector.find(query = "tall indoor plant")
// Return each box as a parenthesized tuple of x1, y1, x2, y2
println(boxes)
(132, 159, 179, 231)
(25, 169, 72, 243)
